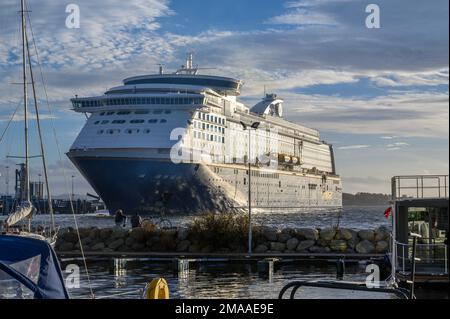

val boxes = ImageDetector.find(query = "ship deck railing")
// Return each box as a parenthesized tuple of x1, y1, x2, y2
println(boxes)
(391, 175, 449, 201)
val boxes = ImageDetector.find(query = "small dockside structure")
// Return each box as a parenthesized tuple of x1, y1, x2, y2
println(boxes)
(390, 175, 449, 285)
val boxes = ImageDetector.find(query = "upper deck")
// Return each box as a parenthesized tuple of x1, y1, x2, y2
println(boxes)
(122, 74, 242, 96)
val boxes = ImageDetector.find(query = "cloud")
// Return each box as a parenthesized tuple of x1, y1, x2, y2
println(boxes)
(267, 8, 337, 26)
(338, 145, 371, 150)
(282, 91, 449, 139)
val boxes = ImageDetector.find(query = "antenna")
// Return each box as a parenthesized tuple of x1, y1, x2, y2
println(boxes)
(158, 64, 164, 75)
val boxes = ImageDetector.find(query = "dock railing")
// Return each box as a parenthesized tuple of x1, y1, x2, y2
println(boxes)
(394, 240, 448, 275)
(391, 175, 449, 201)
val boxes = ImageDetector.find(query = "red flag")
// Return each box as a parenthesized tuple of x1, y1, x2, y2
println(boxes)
(384, 206, 392, 219)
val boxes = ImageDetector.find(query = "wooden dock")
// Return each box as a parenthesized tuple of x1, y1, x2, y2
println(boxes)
(57, 251, 384, 262)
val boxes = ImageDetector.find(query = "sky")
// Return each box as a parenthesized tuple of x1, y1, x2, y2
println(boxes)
(0, 0, 448, 196)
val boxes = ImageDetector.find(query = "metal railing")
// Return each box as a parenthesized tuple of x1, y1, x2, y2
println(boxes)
(391, 175, 449, 200)
(394, 240, 448, 275)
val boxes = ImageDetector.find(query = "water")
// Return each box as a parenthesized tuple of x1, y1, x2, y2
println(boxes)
(1, 206, 391, 230)
(60, 258, 398, 299)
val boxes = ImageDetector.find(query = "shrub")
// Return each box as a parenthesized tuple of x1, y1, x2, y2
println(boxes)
(187, 212, 250, 250)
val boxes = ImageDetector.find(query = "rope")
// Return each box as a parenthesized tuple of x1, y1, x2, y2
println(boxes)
(0, 101, 22, 145)
(25, 1, 94, 298)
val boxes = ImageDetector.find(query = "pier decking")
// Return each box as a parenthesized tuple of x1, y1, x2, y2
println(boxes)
(58, 251, 384, 261)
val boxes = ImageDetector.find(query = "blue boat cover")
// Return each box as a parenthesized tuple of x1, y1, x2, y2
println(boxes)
(0, 235, 69, 299)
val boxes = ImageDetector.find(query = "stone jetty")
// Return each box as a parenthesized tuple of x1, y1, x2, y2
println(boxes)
(55, 225, 390, 255)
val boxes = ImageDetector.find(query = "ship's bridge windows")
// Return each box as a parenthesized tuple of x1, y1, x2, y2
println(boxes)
(160, 119, 167, 124)
(148, 119, 158, 124)
(117, 111, 131, 115)
(154, 110, 163, 114)
(106, 111, 115, 115)
(135, 110, 149, 115)
(164, 110, 171, 114)
(94, 121, 100, 125)
(112, 120, 126, 124)
(107, 129, 120, 134)
(101, 120, 109, 124)
(130, 119, 145, 124)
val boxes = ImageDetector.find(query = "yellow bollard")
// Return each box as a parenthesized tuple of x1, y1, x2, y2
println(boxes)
(144, 278, 170, 299)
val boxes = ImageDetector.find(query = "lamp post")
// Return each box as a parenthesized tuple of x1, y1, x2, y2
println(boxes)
(240, 121, 260, 255)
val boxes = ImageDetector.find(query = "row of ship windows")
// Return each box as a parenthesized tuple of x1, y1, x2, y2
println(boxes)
(93, 119, 168, 125)
(193, 122, 225, 134)
(197, 112, 225, 125)
(74, 97, 204, 108)
(96, 129, 152, 135)
(99, 110, 172, 116)
(193, 131, 225, 143)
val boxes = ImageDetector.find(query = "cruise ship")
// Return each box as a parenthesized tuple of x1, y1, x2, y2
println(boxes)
(67, 54, 342, 215)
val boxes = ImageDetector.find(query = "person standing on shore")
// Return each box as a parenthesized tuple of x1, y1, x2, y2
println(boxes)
(130, 213, 142, 228)
(114, 209, 127, 228)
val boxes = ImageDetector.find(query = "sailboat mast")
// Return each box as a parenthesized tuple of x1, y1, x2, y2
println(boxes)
(21, 0, 30, 202)
(25, 27, 56, 231)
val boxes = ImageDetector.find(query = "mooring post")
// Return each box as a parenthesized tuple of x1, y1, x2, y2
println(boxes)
(173, 258, 192, 277)
(336, 258, 345, 280)
(257, 258, 277, 281)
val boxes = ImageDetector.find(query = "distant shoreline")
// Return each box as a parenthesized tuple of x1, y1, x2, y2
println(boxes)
(343, 193, 390, 207)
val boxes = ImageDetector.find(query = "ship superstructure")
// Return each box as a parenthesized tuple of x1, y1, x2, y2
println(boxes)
(67, 54, 342, 214)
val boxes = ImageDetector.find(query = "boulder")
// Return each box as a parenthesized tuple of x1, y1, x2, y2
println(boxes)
(254, 244, 269, 253)
(356, 240, 375, 254)
(337, 229, 353, 241)
(376, 241, 389, 253)
(125, 237, 135, 247)
(263, 228, 278, 242)
(374, 227, 390, 241)
(358, 230, 375, 241)
(108, 239, 124, 250)
(270, 242, 286, 252)
(189, 244, 201, 253)
(297, 228, 319, 241)
(177, 228, 189, 241)
(296, 240, 316, 251)
(129, 228, 147, 242)
(309, 246, 328, 253)
(61, 231, 78, 244)
(91, 243, 105, 251)
(320, 228, 336, 241)
(59, 242, 74, 251)
(99, 228, 113, 240)
(201, 246, 213, 254)
(81, 237, 93, 246)
(89, 228, 100, 240)
(286, 238, 299, 251)
(176, 240, 191, 252)
(110, 228, 127, 240)
(277, 233, 292, 243)
(78, 228, 91, 239)
(347, 239, 358, 249)
(330, 240, 348, 252)
(131, 243, 146, 251)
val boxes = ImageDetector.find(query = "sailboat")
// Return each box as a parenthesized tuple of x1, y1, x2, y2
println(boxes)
(1, 0, 56, 245)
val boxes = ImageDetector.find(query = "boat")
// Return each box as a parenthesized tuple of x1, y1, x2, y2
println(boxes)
(67, 53, 342, 215)
(0, 0, 56, 244)
(0, 235, 69, 299)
